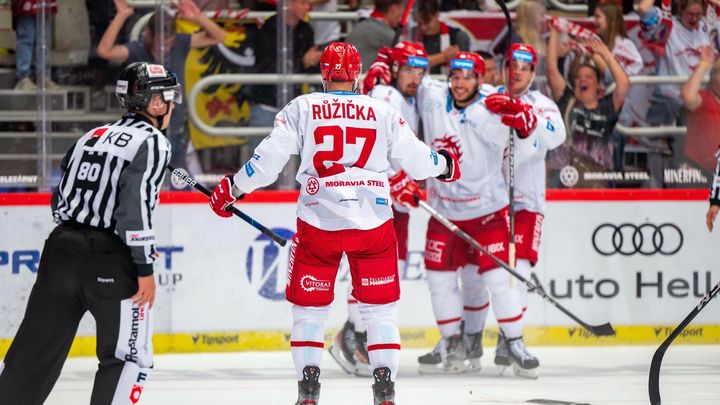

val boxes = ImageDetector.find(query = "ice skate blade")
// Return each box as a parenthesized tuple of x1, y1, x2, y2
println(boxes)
(328, 344, 355, 375)
(466, 358, 482, 372)
(511, 363, 539, 379)
(418, 362, 468, 374)
(353, 362, 371, 377)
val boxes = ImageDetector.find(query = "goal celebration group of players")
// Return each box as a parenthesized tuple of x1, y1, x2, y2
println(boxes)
(0, 41, 566, 405)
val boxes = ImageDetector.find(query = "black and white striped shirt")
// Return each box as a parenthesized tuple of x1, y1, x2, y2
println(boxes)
(711, 149, 720, 207)
(52, 113, 171, 276)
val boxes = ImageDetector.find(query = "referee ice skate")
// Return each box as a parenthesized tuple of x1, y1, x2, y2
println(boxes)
(0, 61, 179, 405)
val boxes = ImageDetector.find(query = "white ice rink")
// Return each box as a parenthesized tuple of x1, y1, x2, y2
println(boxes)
(45, 345, 719, 405)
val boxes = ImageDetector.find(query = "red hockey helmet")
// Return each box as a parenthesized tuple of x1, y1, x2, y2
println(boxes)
(448, 51, 486, 77)
(505, 43, 538, 69)
(320, 42, 362, 83)
(389, 41, 429, 73)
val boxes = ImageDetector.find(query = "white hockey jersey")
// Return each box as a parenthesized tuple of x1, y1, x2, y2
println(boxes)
(416, 78, 540, 221)
(505, 89, 567, 214)
(641, 8, 711, 101)
(233, 90, 447, 231)
(368, 84, 420, 133)
(368, 84, 421, 214)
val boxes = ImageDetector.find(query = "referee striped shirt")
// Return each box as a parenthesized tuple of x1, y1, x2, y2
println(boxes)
(51, 112, 171, 276)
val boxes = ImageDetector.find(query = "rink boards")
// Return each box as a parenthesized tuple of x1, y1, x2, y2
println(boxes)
(1, 190, 720, 357)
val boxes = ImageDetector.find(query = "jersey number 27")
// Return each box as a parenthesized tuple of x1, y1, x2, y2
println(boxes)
(313, 125, 377, 178)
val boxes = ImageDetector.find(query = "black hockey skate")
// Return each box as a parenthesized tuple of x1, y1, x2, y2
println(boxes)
(353, 330, 372, 377)
(494, 330, 511, 375)
(372, 367, 395, 405)
(295, 366, 321, 405)
(464, 331, 483, 372)
(417, 335, 467, 374)
(329, 321, 356, 375)
(507, 336, 539, 379)
(417, 339, 442, 374)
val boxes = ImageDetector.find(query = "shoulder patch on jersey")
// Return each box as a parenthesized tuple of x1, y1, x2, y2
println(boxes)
(547, 121, 555, 132)
(245, 162, 255, 177)
(126, 230, 156, 246)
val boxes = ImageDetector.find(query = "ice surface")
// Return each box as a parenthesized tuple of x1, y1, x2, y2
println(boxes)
(45, 346, 719, 405)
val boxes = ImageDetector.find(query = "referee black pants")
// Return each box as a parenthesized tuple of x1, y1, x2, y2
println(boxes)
(0, 223, 154, 405)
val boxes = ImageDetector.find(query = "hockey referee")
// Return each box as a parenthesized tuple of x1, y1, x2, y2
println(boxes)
(0, 62, 179, 405)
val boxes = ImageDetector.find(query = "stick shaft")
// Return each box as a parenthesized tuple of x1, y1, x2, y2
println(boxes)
(166, 165, 288, 247)
(418, 200, 614, 336)
(648, 279, 720, 405)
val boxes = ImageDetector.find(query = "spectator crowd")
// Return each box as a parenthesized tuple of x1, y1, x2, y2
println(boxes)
(6, 0, 720, 189)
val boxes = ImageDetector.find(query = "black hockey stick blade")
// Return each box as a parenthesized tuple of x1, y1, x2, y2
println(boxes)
(587, 322, 615, 336)
(648, 279, 720, 405)
(167, 165, 288, 247)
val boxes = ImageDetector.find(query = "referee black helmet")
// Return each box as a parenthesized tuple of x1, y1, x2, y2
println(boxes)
(115, 62, 182, 111)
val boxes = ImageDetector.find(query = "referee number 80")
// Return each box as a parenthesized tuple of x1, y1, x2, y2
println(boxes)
(77, 162, 101, 182)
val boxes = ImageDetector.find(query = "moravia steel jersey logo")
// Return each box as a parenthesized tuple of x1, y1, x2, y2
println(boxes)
(246, 228, 295, 301)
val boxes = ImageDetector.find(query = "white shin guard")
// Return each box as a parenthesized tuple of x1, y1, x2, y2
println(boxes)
(515, 259, 532, 312)
(425, 270, 463, 337)
(291, 305, 330, 381)
(358, 301, 400, 381)
(460, 264, 489, 334)
(483, 268, 524, 339)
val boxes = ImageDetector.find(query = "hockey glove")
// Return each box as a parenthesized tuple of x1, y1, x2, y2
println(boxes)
(436, 149, 461, 182)
(484, 93, 512, 115)
(500, 102, 537, 139)
(362, 48, 392, 94)
(389, 170, 422, 208)
(209, 175, 241, 218)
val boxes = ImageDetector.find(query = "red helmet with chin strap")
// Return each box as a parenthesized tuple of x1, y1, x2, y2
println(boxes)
(448, 51, 486, 77)
(389, 41, 429, 73)
(505, 43, 538, 68)
(320, 42, 362, 82)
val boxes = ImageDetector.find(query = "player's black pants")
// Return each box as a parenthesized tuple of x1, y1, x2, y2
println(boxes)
(0, 223, 153, 405)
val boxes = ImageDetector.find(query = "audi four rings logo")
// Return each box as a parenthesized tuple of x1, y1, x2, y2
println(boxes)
(591, 223, 683, 256)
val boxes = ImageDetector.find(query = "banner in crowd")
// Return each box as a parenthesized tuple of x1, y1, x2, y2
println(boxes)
(1, 191, 719, 356)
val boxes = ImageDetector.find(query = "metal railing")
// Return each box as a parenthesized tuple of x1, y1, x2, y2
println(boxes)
(188, 73, 696, 137)
(546, 0, 588, 13)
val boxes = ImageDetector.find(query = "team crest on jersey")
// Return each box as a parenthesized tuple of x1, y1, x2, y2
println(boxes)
(432, 134, 463, 163)
(306, 177, 320, 195)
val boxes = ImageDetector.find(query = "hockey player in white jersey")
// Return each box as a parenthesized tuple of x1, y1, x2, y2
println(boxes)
(483, 43, 567, 378)
(402, 51, 541, 374)
(328, 41, 429, 378)
(208, 42, 459, 405)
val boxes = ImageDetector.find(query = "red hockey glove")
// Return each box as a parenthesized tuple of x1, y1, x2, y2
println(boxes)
(209, 175, 239, 218)
(501, 102, 537, 139)
(362, 47, 392, 94)
(389, 170, 422, 208)
(484, 93, 512, 114)
(436, 149, 460, 182)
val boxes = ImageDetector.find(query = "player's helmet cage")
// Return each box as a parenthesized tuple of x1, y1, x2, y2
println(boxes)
(390, 41, 429, 74)
(115, 62, 182, 111)
(505, 43, 538, 71)
(320, 42, 362, 86)
(448, 51, 486, 78)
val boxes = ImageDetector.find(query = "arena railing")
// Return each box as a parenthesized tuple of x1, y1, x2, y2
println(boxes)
(187, 73, 695, 137)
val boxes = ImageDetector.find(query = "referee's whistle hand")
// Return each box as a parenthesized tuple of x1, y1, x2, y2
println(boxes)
(132, 275, 156, 309)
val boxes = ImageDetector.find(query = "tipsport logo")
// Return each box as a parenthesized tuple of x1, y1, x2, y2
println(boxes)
(246, 228, 295, 301)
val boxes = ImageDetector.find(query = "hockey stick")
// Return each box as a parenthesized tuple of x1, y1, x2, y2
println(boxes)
(166, 165, 288, 247)
(391, 0, 415, 45)
(648, 278, 720, 405)
(417, 199, 615, 336)
(495, 0, 517, 269)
